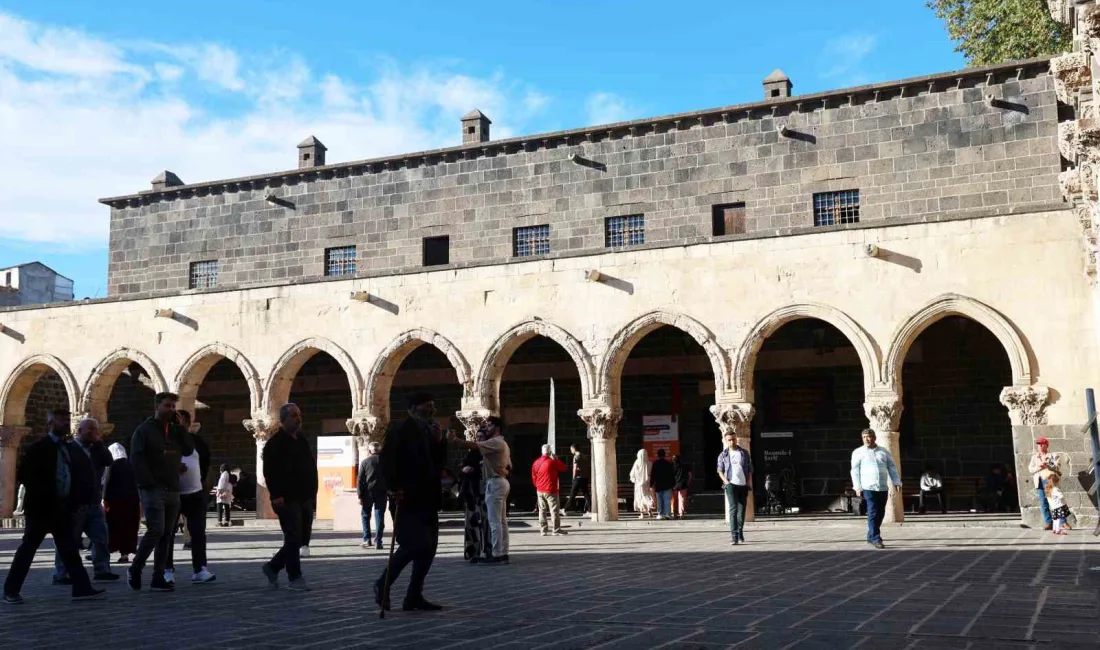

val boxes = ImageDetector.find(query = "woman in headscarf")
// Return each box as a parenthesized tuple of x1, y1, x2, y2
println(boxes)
(629, 449, 654, 519)
(459, 427, 490, 563)
(103, 442, 140, 564)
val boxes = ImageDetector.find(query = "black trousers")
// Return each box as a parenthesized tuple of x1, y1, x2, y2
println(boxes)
(919, 489, 947, 513)
(217, 503, 231, 524)
(563, 476, 590, 512)
(268, 499, 312, 580)
(377, 506, 438, 602)
(167, 491, 208, 572)
(4, 509, 93, 597)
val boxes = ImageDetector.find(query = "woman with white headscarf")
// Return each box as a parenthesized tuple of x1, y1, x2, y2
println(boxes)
(103, 442, 140, 564)
(629, 449, 654, 519)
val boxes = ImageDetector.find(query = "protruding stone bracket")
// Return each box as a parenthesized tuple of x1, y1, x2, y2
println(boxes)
(577, 406, 622, 441)
(709, 402, 755, 439)
(999, 385, 1052, 426)
(456, 408, 492, 441)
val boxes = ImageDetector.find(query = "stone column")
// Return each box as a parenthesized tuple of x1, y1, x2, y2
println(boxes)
(99, 423, 116, 440)
(0, 426, 30, 518)
(999, 385, 1053, 528)
(578, 406, 622, 522)
(456, 408, 492, 441)
(710, 403, 756, 521)
(243, 414, 278, 520)
(863, 393, 905, 523)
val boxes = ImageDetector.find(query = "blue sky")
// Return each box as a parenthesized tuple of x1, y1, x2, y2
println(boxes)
(0, 1, 966, 297)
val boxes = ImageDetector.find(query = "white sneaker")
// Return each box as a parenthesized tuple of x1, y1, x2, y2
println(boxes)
(163, 569, 174, 584)
(540, 531, 549, 536)
(656, 515, 665, 520)
(299, 546, 310, 558)
(192, 568, 216, 583)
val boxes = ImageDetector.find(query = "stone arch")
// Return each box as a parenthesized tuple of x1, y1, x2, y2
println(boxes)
(174, 343, 263, 414)
(79, 347, 169, 422)
(0, 354, 80, 425)
(365, 329, 472, 418)
(732, 303, 882, 401)
(884, 293, 1034, 394)
(598, 311, 729, 408)
(264, 337, 364, 414)
(474, 319, 596, 412)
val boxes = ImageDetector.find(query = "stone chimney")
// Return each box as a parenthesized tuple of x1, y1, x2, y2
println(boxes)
(461, 109, 491, 144)
(297, 136, 327, 169)
(763, 69, 793, 100)
(151, 170, 184, 191)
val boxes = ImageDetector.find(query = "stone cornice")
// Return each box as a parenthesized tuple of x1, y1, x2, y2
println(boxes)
(98, 57, 1052, 207)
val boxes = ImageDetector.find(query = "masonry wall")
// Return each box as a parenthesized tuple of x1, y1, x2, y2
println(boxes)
(105, 362, 157, 448)
(105, 66, 1059, 297)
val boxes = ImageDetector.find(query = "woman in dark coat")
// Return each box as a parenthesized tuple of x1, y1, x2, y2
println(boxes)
(458, 440, 490, 563)
(103, 442, 140, 563)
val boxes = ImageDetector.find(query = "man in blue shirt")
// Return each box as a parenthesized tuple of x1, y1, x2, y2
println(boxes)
(717, 431, 752, 546)
(850, 428, 901, 549)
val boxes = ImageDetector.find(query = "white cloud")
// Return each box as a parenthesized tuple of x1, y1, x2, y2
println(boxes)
(585, 92, 638, 126)
(0, 11, 551, 246)
(821, 34, 877, 85)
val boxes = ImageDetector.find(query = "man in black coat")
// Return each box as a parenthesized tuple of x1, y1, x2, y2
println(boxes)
(373, 392, 445, 612)
(260, 402, 317, 591)
(358, 441, 387, 550)
(52, 416, 116, 583)
(2, 409, 106, 604)
(128, 392, 194, 592)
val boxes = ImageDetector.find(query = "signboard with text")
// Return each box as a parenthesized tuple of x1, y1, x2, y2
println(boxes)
(315, 435, 356, 520)
(642, 415, 680, 459)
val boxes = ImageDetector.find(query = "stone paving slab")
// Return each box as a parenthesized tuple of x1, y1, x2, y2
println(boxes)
(1, 518, 1098, 649)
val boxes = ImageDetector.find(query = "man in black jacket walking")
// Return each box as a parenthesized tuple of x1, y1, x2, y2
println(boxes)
(2, 409, 106, 604)
(128, 392, 194, 592)
(374, 392, 445, 612)
(52, 416, 117, 583)
(261, 403, 317, 591)
(358, 441, 387, 550)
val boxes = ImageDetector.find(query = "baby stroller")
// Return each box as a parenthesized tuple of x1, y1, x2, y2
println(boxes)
(762, 474, 785, 515)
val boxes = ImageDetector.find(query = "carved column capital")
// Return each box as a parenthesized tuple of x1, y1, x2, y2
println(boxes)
(1051, 51, 1091, 103)
(863, 392, 903, 434)
(456, 409, 492, 441)
(346, 411, 387, 444)
(578, 406, 622, 441)
(0, 426, 31, 448)
(243, 413, 278, 442)
(709, 402, 754, 438)
(99, 423, 116, 438)
(999, 385, 1051, 425)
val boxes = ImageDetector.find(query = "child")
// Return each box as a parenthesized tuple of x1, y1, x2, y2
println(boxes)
(215, 463, 236, 527)
(1044, 473, 1071, 535)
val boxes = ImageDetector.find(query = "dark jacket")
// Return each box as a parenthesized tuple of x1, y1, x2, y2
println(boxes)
(380, 416, 443, 511)
(17, 434, 94, 517)
(262, 429, 318, 502)
(131, 416, 195, 491)
(358, 454, 386, 501)
(75, 440, 113, 503)
(458, 449, 483, 502)
(104, 458, 139, 503)
(650, 458, 676, 492)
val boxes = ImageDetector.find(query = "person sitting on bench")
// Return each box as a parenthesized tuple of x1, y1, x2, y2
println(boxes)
(919, 465, 947, 514)
(981, 463, 1009, 512)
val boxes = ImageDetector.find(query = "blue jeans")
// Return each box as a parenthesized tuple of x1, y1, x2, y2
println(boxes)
(863, 490, 889, 544)
(724, 483, 749, 539)
(54, 504, 110, 578)
(361, 493, 385, 545)
(1036, 478, 1053, 525)
(656, 490, 672, 517)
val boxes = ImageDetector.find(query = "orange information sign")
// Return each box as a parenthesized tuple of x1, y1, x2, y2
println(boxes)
(315, 435, 356, 520)
(642, 415, 680, 460)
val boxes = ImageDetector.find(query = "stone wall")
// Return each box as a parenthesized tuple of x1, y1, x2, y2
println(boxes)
(104, 362, 157, 446)
(103, 61, 1059, 297)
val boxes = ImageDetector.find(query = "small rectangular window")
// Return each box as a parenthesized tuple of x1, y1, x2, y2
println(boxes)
(712, 203, 746, 236)
(813, 190, 860, 227)
(324, 245, 357, 277)
(4, 272, 10, 287)
(513, 225, 551, 257)
(188, 260, 219, 289)
(423, 236, 450, 266)
(605, 214, 645, 248)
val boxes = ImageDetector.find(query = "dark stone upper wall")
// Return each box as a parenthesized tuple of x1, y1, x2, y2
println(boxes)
(103, 62, 1060, 297)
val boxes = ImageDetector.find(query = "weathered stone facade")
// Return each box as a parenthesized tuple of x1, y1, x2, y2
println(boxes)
(0, 56, 1096, 527)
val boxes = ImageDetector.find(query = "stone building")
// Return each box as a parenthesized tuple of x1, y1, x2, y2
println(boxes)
(0, 46, 1097, 527)
(0, 262, 74, 307)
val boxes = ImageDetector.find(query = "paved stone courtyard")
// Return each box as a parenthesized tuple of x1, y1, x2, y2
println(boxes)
(1, 516, 1098, 649)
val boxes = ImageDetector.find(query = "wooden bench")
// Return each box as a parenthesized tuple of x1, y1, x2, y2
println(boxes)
(904, 477, 982, 513)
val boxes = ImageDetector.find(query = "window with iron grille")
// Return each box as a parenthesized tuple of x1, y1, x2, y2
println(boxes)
(188, 260, 218, 289)
(812, 190, 860, 227)
(324, 245, 357, 276)
(513, 225, 551, 257)
(605, 214, 645, 248)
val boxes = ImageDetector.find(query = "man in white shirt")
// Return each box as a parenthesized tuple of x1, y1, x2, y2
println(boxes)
(164, 409, 215, 584)
(918, 464, 946, 514)
(450, 417, 511, 564)
(850, 429, 901, 549)
(717, 431, 752, 546)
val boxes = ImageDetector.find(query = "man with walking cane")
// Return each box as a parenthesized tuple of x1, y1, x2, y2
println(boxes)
(374, 392, 446, 613)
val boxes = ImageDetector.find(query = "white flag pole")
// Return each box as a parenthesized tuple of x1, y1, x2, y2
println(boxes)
(547, 377, 556, 453)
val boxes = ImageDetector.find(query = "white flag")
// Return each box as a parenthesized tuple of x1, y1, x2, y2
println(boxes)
(547, 377, 556, 452)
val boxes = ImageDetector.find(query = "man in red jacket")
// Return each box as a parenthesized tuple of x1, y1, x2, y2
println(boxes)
(531, 445, 569, 536)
